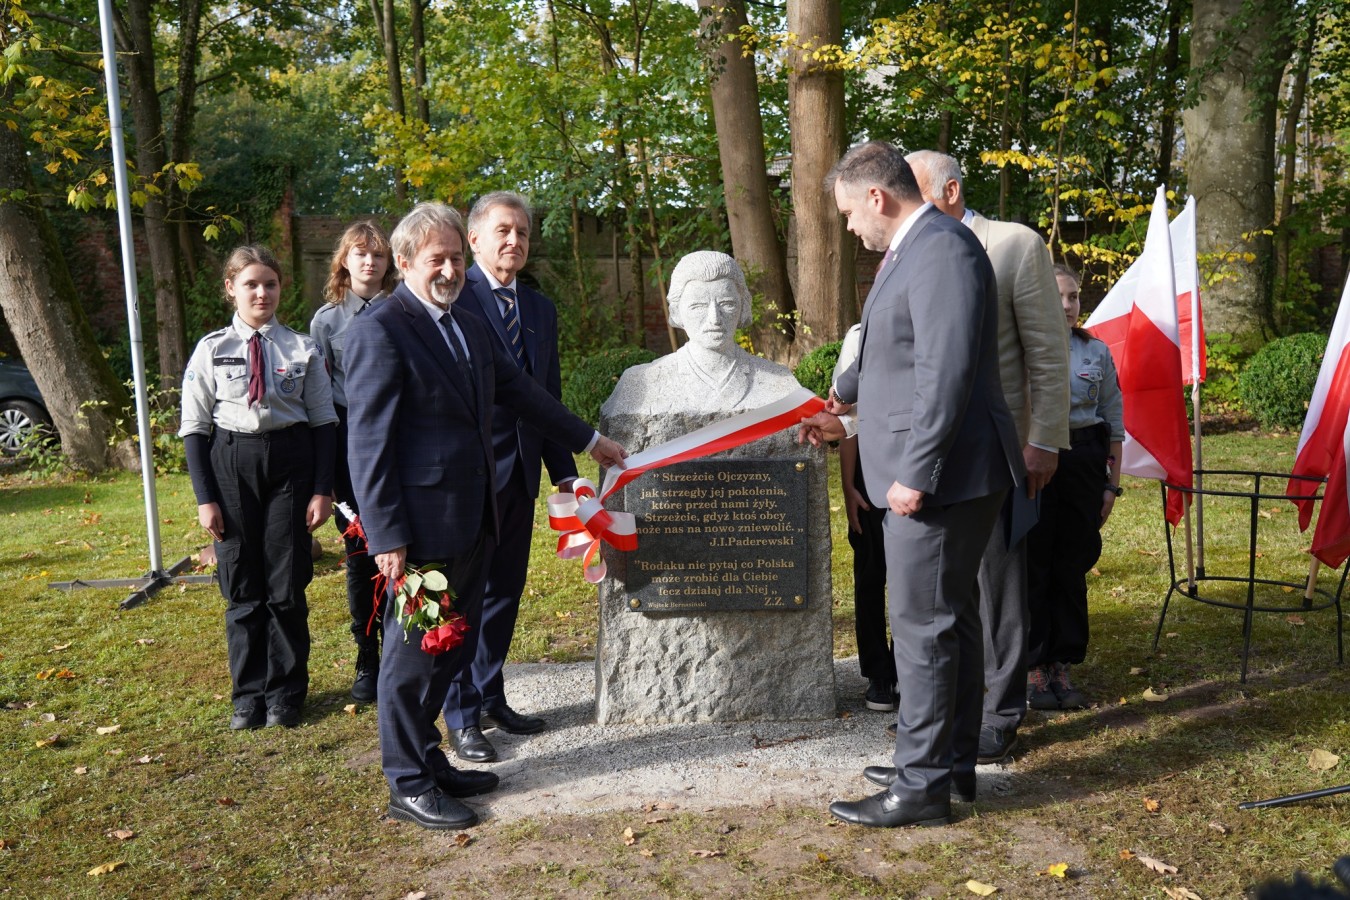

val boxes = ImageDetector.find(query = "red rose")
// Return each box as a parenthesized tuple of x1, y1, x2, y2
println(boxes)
(421, 616, 471, 655)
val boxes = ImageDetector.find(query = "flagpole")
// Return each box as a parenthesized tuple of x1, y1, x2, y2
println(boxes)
(1305, 556, 1321, 601)
(1187, 197, 1205, 579)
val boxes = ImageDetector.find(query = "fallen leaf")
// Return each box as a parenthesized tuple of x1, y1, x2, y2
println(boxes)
(1163, 887, 1203, 900)
(1309, 749, 1340, 771)
(623, 827, 637, 846)
(1259, 509, 1272, 519)
(690, 849, 724, 858)
(51, 643, 71, 652)
(40, 712, 55, 722)
(87, 861, 125, 876)
(108, 829, 134, 841)
(134, 755, 153, 764)
(645, 816, 668, 825)
(405, 892, 427, 900)
(343, 704, 357, 716)
(0, 839, 13, 850)
(1089, 566, 1102, 576)
(96, 725, 121, 735)
(1136, 853, 1178, 875)
(1165, 632, 1180, 638)
(1129, 667, 1147, 676)
(1143, 688, 1170, 702)
(1119, 849, 1136, 860)
(135, 638, 156, 646)
(639, 847, 655, 858)
(1136, 548, 1159, 557)
(1119, 697, 1128, 705)
(1207, 822, 1229, 834)
(1287, 615, 1306, 626)
(216, 797, 236, 807)
(1281, 586, 1295, 593)
(1143, 797, 1161, 813)
(817, 852, 829, 862)
(1040, 863, 1069, 878)
(453, 833, 471, 848)
(965, 880, 998, 896)
(74, 766, 88, 775)
(35, 734, 60, 748)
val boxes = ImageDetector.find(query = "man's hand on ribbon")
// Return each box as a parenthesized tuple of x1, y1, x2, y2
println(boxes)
(590, 435, 628, 469)
(376, 546, 407, 581)
(797, 410, 847, 448)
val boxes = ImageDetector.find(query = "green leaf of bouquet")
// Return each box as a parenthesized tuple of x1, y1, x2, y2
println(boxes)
(422, 570, 448, 592)
(404, 572, 423, 597)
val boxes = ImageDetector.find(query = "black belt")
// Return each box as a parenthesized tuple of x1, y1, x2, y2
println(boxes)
(217, 424, 305, 443)
(1069, 423, 1106, 445)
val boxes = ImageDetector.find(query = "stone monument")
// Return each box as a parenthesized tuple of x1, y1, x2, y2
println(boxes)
(595, 251, 835, 724)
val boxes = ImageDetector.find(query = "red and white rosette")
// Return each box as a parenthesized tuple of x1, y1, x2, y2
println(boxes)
(548, 387, 826, 582)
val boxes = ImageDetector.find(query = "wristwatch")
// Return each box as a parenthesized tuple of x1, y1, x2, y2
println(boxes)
(1105, 484, 1124, 497)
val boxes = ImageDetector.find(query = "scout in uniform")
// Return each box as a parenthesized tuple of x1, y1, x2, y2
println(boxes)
(309, 221, 396, 702)
(180, 245, 338, 730)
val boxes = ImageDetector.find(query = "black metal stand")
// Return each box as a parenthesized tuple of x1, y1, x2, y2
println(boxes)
(49, 555, 216, 610)
(1155, 470, 1345, 682)
(1238, 783, 1350, 810)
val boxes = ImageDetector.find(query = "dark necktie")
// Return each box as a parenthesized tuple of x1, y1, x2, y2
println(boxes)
(247, 332, 265, 408)
(493, 287, 526, 370)
(438, 312, 475, 390)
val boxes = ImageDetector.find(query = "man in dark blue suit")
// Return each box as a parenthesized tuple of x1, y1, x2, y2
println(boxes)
(442, 192, 578, 763)
(344, 202, 626, 830)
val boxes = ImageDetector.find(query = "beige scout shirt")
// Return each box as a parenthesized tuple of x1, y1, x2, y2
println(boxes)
(179, 314, 337, 437)
(308, 289, 387, 408)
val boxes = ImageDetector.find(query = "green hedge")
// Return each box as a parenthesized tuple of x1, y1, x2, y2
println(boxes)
(793, 340, 843, 398)
(563, 346, 658, 424)
(1238, 332, 1327, 430)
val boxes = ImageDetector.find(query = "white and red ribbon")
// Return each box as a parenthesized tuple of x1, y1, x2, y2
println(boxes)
(548, 386, 827, 582)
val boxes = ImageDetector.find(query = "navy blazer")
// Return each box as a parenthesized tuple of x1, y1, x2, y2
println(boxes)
(836, 206, 1023, 508)
(343, 283, 594, 564)
(457, 264, 578, 497)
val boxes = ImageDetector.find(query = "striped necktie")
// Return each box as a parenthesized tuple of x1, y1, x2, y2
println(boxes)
(493, 287, 526, 370)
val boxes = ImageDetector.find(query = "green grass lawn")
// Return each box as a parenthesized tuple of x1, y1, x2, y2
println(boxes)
(3, 432, 1350, 898)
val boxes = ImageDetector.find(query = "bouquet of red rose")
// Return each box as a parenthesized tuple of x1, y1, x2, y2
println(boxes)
(334, 501, 470, 656)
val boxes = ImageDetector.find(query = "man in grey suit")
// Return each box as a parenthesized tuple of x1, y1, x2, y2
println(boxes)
(802, 141, 1023, 828)
(907, 152, 1070, 762)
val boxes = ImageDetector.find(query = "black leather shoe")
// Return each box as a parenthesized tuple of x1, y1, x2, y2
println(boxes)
(434, 766, 499, 798)
(265, 705, 302, 728)
(450, 725, 498, 762)
(976, 725, 1018, 764)
(863, 767, 976, 803)
(351, 647, 379, 703)
(481, 704, 545, 735)
(864, 679, 897, 712)
(829, 790, 952, 828)
(230, 706, 265, 731)
(388, 788, 477, 830)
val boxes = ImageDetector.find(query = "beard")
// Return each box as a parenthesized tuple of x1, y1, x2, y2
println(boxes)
(430, 275, 460, 306)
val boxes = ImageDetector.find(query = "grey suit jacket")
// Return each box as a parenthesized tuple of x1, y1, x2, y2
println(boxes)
(968, 213, 1070, 450)
(836, 206, 1024, 508)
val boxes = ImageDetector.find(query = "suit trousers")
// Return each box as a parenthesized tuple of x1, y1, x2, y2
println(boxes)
(443, 467, 534, 726)
(332, 405, 382, 649)
(211, 426, 314, 713)
(885, 489, 1005, 802)
(378, 534, 491, 797)
(848, 464, 894, 684)
(977, 491, 1031, 734)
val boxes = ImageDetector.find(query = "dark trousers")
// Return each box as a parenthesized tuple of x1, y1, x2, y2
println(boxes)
(379, 534, 491, 796)
(443, 470, 533, 727)
(211, 426, 314, 712)
(333, 405, 382, 648)
(885, 490, 1005, 802)
(1026, 425, 1108, 667)
(847, 464, 894, 684)
(977, 491, 1031, 733)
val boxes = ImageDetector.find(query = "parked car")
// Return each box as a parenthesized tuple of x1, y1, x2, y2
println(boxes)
(0, 358, 53, 456)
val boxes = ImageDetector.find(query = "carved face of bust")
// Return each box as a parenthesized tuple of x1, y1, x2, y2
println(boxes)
(676, 279, 743, 353)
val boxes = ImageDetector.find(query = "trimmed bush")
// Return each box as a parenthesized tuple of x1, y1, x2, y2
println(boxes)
(793, 340, 843, 399)
(1238, 332, 1327, 429)
(563, 346, 658, 424)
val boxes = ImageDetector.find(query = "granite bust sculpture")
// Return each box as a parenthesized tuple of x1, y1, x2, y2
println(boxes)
(603, 251, 800, 416)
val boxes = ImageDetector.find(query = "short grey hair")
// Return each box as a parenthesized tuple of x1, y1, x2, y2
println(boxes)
(905, 150, 964, 204)
(390, 202, 467, 268)
(467, 191, 532, 235)
(666, 251, 752, 330)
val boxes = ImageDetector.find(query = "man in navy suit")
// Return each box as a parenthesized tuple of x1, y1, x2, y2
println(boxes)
(801, 142, 1023, 827)
(442, 192, 578, 763)
(345, 202, 626, 830)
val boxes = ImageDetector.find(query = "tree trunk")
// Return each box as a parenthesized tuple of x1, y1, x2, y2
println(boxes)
(699, 0, 795, 361)
(1155, 0, 1182, 187)
(787, 0, 851, 361)
(369, 0, 408, 202)
(0, 82, 136, 472)
(117, 0, 187, 385)
(1182, 0, 1286, 338)
(410, 0, 429, 125)
(1273, 17, 1316, 320)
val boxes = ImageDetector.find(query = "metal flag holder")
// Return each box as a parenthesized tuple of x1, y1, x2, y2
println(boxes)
(1155, 469, 1346, 683)
(45, 0, 215, 609)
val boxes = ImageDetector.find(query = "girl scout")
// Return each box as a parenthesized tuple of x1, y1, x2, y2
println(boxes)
(180, 245, 338, 730)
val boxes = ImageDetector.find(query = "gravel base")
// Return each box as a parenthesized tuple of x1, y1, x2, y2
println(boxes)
(464, 657, 1014, 823)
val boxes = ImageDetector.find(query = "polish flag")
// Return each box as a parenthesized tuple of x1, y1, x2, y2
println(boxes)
(1085, 186, 1193, 524)
(1287, 273, 1350, 567)
(1087, 196, 1206, 384)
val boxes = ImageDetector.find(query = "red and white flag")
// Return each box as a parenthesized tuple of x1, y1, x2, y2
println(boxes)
(1085, 186, 1194, 524)
(1088, 196, 1206, 385)
(1288, 273, 1350, 567)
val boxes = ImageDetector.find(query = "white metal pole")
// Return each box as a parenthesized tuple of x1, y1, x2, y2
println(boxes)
(97, 0, 163, 574)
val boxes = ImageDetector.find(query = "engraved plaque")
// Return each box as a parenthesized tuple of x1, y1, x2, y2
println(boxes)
(622, 459, 810, 612)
